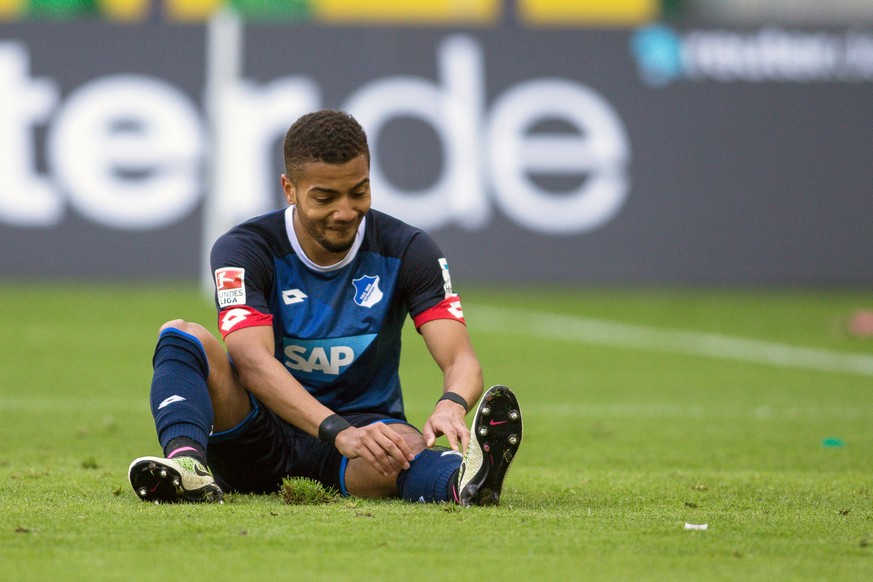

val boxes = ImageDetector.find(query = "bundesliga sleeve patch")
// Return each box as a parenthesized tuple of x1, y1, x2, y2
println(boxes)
(413, 295, 466, 329)
(218, 305, 273, 338)
(215, 267, 246, 308)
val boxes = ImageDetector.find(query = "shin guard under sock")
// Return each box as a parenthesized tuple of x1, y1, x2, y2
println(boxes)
(396, 448, 463, 503)
(149, 328, 214, 454)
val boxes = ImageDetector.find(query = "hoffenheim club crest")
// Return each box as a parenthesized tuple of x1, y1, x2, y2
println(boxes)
(352, 275, 383, 308)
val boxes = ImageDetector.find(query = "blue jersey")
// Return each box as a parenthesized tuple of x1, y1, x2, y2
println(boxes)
(210, 207, 465, 420)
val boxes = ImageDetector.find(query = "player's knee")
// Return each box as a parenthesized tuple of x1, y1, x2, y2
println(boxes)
(392, 425, 426, 456)
(159, 320, 215, 346)
(159, 318, 186, 333)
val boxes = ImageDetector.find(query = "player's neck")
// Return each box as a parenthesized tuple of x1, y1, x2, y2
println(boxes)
(285, 206, 365, 272)
(302, 243, 346, 267)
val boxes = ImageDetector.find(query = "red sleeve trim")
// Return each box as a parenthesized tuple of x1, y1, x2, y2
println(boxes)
(218, 305, 273, 339)
(413, 295, 466, 330)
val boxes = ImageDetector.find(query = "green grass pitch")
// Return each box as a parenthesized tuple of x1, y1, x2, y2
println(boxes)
(2, 282, 873, 580)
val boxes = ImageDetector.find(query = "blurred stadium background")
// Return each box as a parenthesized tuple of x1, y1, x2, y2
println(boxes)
(0, 0, 871, 289)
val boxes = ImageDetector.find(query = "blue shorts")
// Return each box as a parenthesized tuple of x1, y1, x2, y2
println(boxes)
(206, 398, 415, 495)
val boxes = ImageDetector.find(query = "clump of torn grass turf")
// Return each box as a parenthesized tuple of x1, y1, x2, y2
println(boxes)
(279, 477, 340, 505)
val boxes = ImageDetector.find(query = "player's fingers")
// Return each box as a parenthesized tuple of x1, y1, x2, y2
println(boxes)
(421, 418, 443, 449)
(449, 416, 471, 453)
(380, 428, 414, 470)
(363, 439, 396, 476)
(347, 425, 393, 476)
(459, 422, 471, 454)
(422, 423, 437, 449)
(367, 427, 411, 473)
(352, 442, 388, 476)
(444, 424, 460, 451)
(374, 423, 415, 465)
(390, 428, 416, 462)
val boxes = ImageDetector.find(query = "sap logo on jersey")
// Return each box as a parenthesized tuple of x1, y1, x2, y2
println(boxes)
(352, 275, 383, 308)
(215, 267, 246, 308)
(283, 334, 376, 383)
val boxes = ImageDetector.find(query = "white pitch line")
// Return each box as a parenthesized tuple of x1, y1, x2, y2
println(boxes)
(472, 306, 873, 377)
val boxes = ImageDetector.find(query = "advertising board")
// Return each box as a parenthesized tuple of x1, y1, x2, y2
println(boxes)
(1, 22, 871, 284)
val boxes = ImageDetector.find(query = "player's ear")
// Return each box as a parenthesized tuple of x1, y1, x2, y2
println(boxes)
(281, 174, 296, 206)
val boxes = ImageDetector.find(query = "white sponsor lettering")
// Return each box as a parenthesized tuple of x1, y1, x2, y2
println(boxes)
(633, 26, 873, 86)
(48, 75, 203, 229)
(347, 35, 628, 234)
(686, 29, 844, 82)
(487, 79, 628, 234)
(0, 36, 630, 235)
(0, 44, 61, 226)
(346, 36, 489, 231)
(284, 344, 355, 376)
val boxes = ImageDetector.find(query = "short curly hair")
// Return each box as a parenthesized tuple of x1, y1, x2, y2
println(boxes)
(283, 110, 370, 182)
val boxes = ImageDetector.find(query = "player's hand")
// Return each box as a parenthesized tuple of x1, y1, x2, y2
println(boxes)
(333, 423, 414, 477)
(423, 400, 470, 453)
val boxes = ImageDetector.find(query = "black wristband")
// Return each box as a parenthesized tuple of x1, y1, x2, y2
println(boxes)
(437, 392, 469, 413)
(318, 414, 352, 446)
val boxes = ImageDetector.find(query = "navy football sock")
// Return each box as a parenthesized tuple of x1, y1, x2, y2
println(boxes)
(396, 448, 463, 503)
(165, 436, 207, 464)
(149, 328, 214, 455)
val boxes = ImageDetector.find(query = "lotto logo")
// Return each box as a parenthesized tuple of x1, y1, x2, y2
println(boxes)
(220, 308, 250, 333)
(217, 305, 273, 338)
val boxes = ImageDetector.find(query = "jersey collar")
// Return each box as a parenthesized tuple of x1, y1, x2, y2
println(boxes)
(284, 205, 366, 273)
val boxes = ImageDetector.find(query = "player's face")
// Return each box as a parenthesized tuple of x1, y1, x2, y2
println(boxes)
(282, 154, 371, 266)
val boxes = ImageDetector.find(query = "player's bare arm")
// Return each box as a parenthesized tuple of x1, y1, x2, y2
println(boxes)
(419, 318, 483, 453)
(224, 325, 413, 476)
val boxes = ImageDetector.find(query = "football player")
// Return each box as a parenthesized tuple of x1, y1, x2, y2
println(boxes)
(129, 110, 521, 506)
